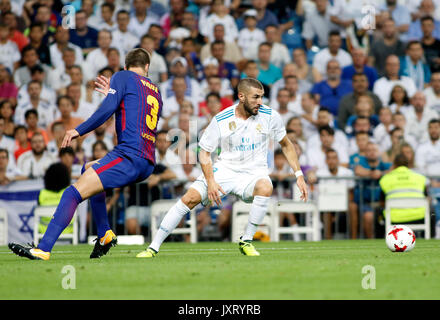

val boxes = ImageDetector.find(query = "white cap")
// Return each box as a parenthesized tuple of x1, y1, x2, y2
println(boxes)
(244, 9, 258, 17)
(202, 57, 219, 67)
(171, 56, 188, 68)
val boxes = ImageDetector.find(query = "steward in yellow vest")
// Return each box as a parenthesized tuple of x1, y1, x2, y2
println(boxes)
(379, 154, 427, 223)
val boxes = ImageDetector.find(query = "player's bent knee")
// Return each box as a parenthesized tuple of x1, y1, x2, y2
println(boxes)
(73, 167, 104, 200)
(181, 188, 202, 210)
(253, 179, 273, 197)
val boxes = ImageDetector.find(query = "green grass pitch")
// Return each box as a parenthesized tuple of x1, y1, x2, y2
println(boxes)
(1, 240, 439, 300)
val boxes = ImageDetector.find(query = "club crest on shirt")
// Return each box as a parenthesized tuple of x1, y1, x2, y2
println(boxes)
(256, 123, 262, 133)
(229, 121, 236, 131)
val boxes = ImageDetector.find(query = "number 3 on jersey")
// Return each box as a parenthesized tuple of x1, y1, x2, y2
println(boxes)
(146, 95, 159, 130)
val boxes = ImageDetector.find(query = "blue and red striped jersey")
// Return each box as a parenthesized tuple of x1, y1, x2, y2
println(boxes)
(76, 70, 163, 164)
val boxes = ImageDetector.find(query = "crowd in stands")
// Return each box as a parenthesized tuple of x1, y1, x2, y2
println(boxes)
(0, 0, 440, 241)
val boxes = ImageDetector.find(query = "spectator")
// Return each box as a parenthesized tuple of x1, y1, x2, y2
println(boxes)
(424, 72, 440, 111)
(69, 10, 99, 55)
(0, 148, 24, 185)
(162, 76, 196, 120)
(159, 0, 186, 37)
(286, 116, 307, 151)
(13, 46, 51, 88)
(49, 25, 84, 70)
(200, 59, 233, 99)
(374, 107, 395, 152)
(306, 125, 349, 171)
(88, 2, 117, 32)
(84, 29, 116, 81)
(388, 84, 412, 114)
(341, 48, 378, 91)
(400, 143, 416, 170)
(311, 59, 353, 117)
(209, 40, 240, 88)
(181, 37, 203, 81)
(345, 95, 380, 138)
(338, 73, 382, 130)
(59, 147, 82, 179)
(349, 131, 370, 170)
(48, 48, 77, 93)
(198, 78, 232, 114)
(46, 121, 65, 159)
(0, 23, 20, 72)
(128, 0, 160, 39)
(241, 60, 270, 99)
(181, 11, 205, 50)
(292, 48, 322, 85)
(0, 63, 18, 106)
(399, 41, 431, 90)
(24, 109, 49, 145)
(299, 92, 319, 139)
(140, 34, 167, 84)
(390, 111, 418, 151)
(373, 55, 417, 107)
(415, 118, 440, 177)
(66, 83, 96, 120)
(105, 48, 122, 74)
(13, 125, 30, 161)
(202, 0, 238, 43)
(200, 24, 243, 64)
(27, 22, 51, 66)
(315, 149, 355, 240)
(49, 95, 83, 136)
(2, 11, 28, 51)
(0, 100, 14, 136)
(408, 0, 440, 41)
(312, 30, 352, 77)
(264, 24, 291, 69)
(420, 16, 440, 73)
(307, 107, 349, 150)
(368, 19, 406, 77)
(352, 142, 391, 239)
(0, 116, 14, 155)
(347, 115, 375, 155)
(270, 63, 313, 104)
(271, 75, 301, 113)
(382, 127, 406, 163)
(405, 91, 439, 143)
(301, 0, 334, 49)
(155, 130, 185, 178)
(275, 88, 296, 124)
(236, 0, 279, 31)
(199, 92, 223, 125)
(82, 120, 114, 160)
(26, 4, 58, 41)
(257, 42, 282, 87)
(17, 131, 55, 179)
(378, 0, 411, 42)
(237, 9, 266, 61)
(17, 64, 56, 106)
(14, 80, 57, 128)
(111, 10, 139, 60)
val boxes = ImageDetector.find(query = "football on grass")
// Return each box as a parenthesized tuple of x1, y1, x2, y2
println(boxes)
(386, 225, 416, 252)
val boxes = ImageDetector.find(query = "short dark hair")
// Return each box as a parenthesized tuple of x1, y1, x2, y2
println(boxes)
(406, 40, 422, 50)
(116, 9, 129, 17)
(421, 15, 434, 24)
(30, 64, 44, 75)
(274, 148, 284, 157)
(329, 30, 341, 38)
(56, 95, 74, 107)
(325, 148, 338, 157)
(101, 2, 116, 12)
(125, 48, 150, 69)
(319, 125, 335, 136)
(318, 107, 330, 113)
(44, 163, 71, 192)
(25, 109, 38, 119)
(210, 40, 225, 49)
(237, 78, 264, 94)
(429, 118, 440, 126)
(352, 72, 367, 80)
(13, 125, 27, 136)
(394, 153, 409, 168)
(29, 22, 44, 31)
(59, 146, 75, 158)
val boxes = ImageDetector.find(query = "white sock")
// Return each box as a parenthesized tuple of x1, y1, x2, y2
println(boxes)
(242, 196, 270, 241)
(149, 199, 190, 252)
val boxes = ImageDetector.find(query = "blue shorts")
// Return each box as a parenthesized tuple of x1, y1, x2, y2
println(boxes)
(91, 149, 155, 190)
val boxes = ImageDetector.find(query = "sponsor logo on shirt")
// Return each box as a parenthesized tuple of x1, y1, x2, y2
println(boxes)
(229, 121, 236, 131)
(108, 88, 116, 94)
(142, 132, 156, 143)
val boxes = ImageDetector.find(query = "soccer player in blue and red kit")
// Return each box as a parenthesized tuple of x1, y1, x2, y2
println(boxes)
(9, 48, 163, 260)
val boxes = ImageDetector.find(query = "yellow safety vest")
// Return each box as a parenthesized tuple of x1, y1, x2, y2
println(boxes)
(38, 188, 74, 234)
(379, 166, 426, 223)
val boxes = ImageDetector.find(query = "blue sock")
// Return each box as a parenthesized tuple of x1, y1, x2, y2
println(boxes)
(90, 192, 111, 238)
(38, 186, 83, 252)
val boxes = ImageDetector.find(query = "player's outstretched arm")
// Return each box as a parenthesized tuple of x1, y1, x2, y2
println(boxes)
(278, 135, 309, 202)
(61, 129, 80, 148)
(199, 149, 225, 206)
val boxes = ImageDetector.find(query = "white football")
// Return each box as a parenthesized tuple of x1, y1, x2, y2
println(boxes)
(385, 225, 416, 252)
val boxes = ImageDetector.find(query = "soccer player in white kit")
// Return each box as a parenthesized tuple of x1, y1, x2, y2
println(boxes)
(137, 78, 308, 257)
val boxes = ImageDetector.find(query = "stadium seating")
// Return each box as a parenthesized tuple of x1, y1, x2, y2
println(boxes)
(384, 198, 431, 239)
(33, 206, 78, 245)
(150, 199, 197, 243)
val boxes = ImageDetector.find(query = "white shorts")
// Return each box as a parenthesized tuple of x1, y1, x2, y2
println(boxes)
(190, 163, 272, 206)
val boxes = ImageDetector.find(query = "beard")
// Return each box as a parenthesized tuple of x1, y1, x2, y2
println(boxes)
(243, 97, 259, 116)
(32, 148, 45, 156)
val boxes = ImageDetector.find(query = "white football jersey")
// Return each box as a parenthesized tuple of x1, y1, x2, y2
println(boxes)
(199, 104, 286, 175)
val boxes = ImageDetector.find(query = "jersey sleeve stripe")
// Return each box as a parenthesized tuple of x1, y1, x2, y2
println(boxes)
(215, 110, 234, 121)
(216, 114, 233, 122)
